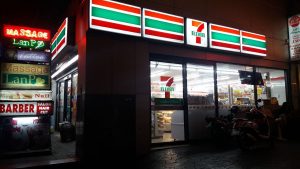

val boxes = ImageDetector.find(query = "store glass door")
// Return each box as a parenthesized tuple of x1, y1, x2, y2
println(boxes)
(186, 64, 215, 139)
(58, 81, 65, 124)
(151, 61, 185, 143)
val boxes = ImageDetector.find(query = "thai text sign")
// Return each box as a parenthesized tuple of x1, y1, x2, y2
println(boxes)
(0, 90, 52, 101)
(0, 101, 53, 116)
(3, 25, 50, 41)
(288, 14, 300, 60)
(0, 63, 50, 89)
(5, 49, 50, 62)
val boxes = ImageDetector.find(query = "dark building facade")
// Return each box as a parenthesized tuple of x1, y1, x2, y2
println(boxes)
(3, 0, 290, 166)
(69, 0, 296, 162)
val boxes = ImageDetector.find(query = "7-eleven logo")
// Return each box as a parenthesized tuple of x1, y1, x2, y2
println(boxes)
(192, 20, 205, 44)
(186, 18, 207, 47)
(160, 76, 174, 99)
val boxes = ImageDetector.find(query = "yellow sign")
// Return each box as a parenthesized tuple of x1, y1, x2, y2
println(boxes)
(0, 63, 50, 89)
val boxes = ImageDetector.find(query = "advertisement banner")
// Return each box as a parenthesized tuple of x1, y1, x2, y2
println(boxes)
(0, 63, 50, 89)
(0, 101, 53, 116)
(89, 1, 141, 37)
(0, 90, 52, 101)
(288, 14, 300, 60)
(143, 8, 184, 43)
(3, 25, 50, 41)
(51, 18, 68, 60)
(4, 49, 50, 62)
(186, 18, 207, 47)
(209, 23, 241, 52)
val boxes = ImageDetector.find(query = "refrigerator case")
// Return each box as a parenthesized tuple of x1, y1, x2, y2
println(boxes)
(171, 110, 185, 141)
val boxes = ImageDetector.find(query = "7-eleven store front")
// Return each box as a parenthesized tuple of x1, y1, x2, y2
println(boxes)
(74, 0, 290, 159)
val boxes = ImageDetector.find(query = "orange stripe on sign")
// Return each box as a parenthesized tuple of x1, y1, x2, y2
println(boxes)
(145, 10, 183, 24)
(211, 25, 239, 35)
(192, 20, 201, 27)
(92, 0, 140, 14)
(242, 31, 266, 41)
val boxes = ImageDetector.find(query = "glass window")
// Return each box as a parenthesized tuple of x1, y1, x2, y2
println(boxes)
(150, 61, 184, 143)
(187, 64, 215, 139)
(217, 63, 254, 115)
(256, 68, 286, 105)
(71, 73, 78, 125)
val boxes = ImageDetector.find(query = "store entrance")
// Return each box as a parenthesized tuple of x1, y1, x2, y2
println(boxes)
(56, 72, 78, 129)
(186, 64, 216, 140)
(151, 61, 185, 143)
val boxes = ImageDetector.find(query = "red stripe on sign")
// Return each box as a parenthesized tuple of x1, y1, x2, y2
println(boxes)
(92, 19, 141, 33)
(241, 31, 266, 41)
(145, 29, 184, 41)
(92, 0, 140, 14)
(212, 41, 240, 50)
(51, 19, 67, 44)
(145, 10, 183, 24)
(242, 46, 267, 54)
(52, 38, 66, 57)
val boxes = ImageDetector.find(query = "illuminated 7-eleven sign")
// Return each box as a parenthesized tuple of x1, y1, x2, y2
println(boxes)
(160, 76, 174, 98)
(186, 18, 207, 47)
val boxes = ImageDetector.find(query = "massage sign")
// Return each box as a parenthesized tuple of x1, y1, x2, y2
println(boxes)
(0, 63, 50, 89)
(3, 25, 50, 49)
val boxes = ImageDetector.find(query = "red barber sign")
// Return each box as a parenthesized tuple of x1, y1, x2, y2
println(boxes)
(0, 101, 53, 116)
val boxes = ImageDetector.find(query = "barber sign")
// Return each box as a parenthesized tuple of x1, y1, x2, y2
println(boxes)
(0, 101, 53, 116)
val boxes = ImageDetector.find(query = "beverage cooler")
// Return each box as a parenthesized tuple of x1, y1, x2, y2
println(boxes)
(0, 101, 53, 155)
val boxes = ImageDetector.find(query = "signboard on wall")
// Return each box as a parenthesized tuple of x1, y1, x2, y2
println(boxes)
(143, 8, 184, 43)
(89, 0, 141, 37)
(0, 63, 50, 90)
(0, 101, 53, 116)
(0, 90, 52, 101)
(288, 14, 300, 60)
(240, 31, 266, 56)
(3, 25, 50, 41)
(186, 18, 207, 47)
(4, 49, 50, 62)
(51, 18, 68, 60)
(209, 23, 240, 52)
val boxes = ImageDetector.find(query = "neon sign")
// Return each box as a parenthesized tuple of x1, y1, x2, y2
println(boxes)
(3, 25, 50, 41)
(12, 39, 45, 49)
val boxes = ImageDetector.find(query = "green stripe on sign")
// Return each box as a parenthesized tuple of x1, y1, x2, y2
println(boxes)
(51, 42, 56, 51)
(92, 7, 140, 25)
(51, 28, 66, 52)
(242, 38, 266, 48)
(211, 32, 240, 44)
(145, 18, 183, 34)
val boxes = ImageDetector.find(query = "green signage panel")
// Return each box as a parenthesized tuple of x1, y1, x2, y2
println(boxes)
(0, 63, 50, 89)
(154, 98, 183, 105)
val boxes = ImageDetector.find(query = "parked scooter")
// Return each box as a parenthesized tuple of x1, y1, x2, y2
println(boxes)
(232, 100, 275, 150)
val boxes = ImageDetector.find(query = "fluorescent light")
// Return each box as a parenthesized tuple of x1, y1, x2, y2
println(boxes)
(13, 117, 38, 124)
(51, 55, 78, 78)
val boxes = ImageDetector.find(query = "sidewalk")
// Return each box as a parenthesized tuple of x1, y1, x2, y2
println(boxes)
(137, 140, 300, 169)
(0, 132, 76, 169)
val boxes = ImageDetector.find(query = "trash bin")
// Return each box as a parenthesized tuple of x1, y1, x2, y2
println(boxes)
(59, 121, 75, 142)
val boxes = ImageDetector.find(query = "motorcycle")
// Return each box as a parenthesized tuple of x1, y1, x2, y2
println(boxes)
(232, 101, 275, 150)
